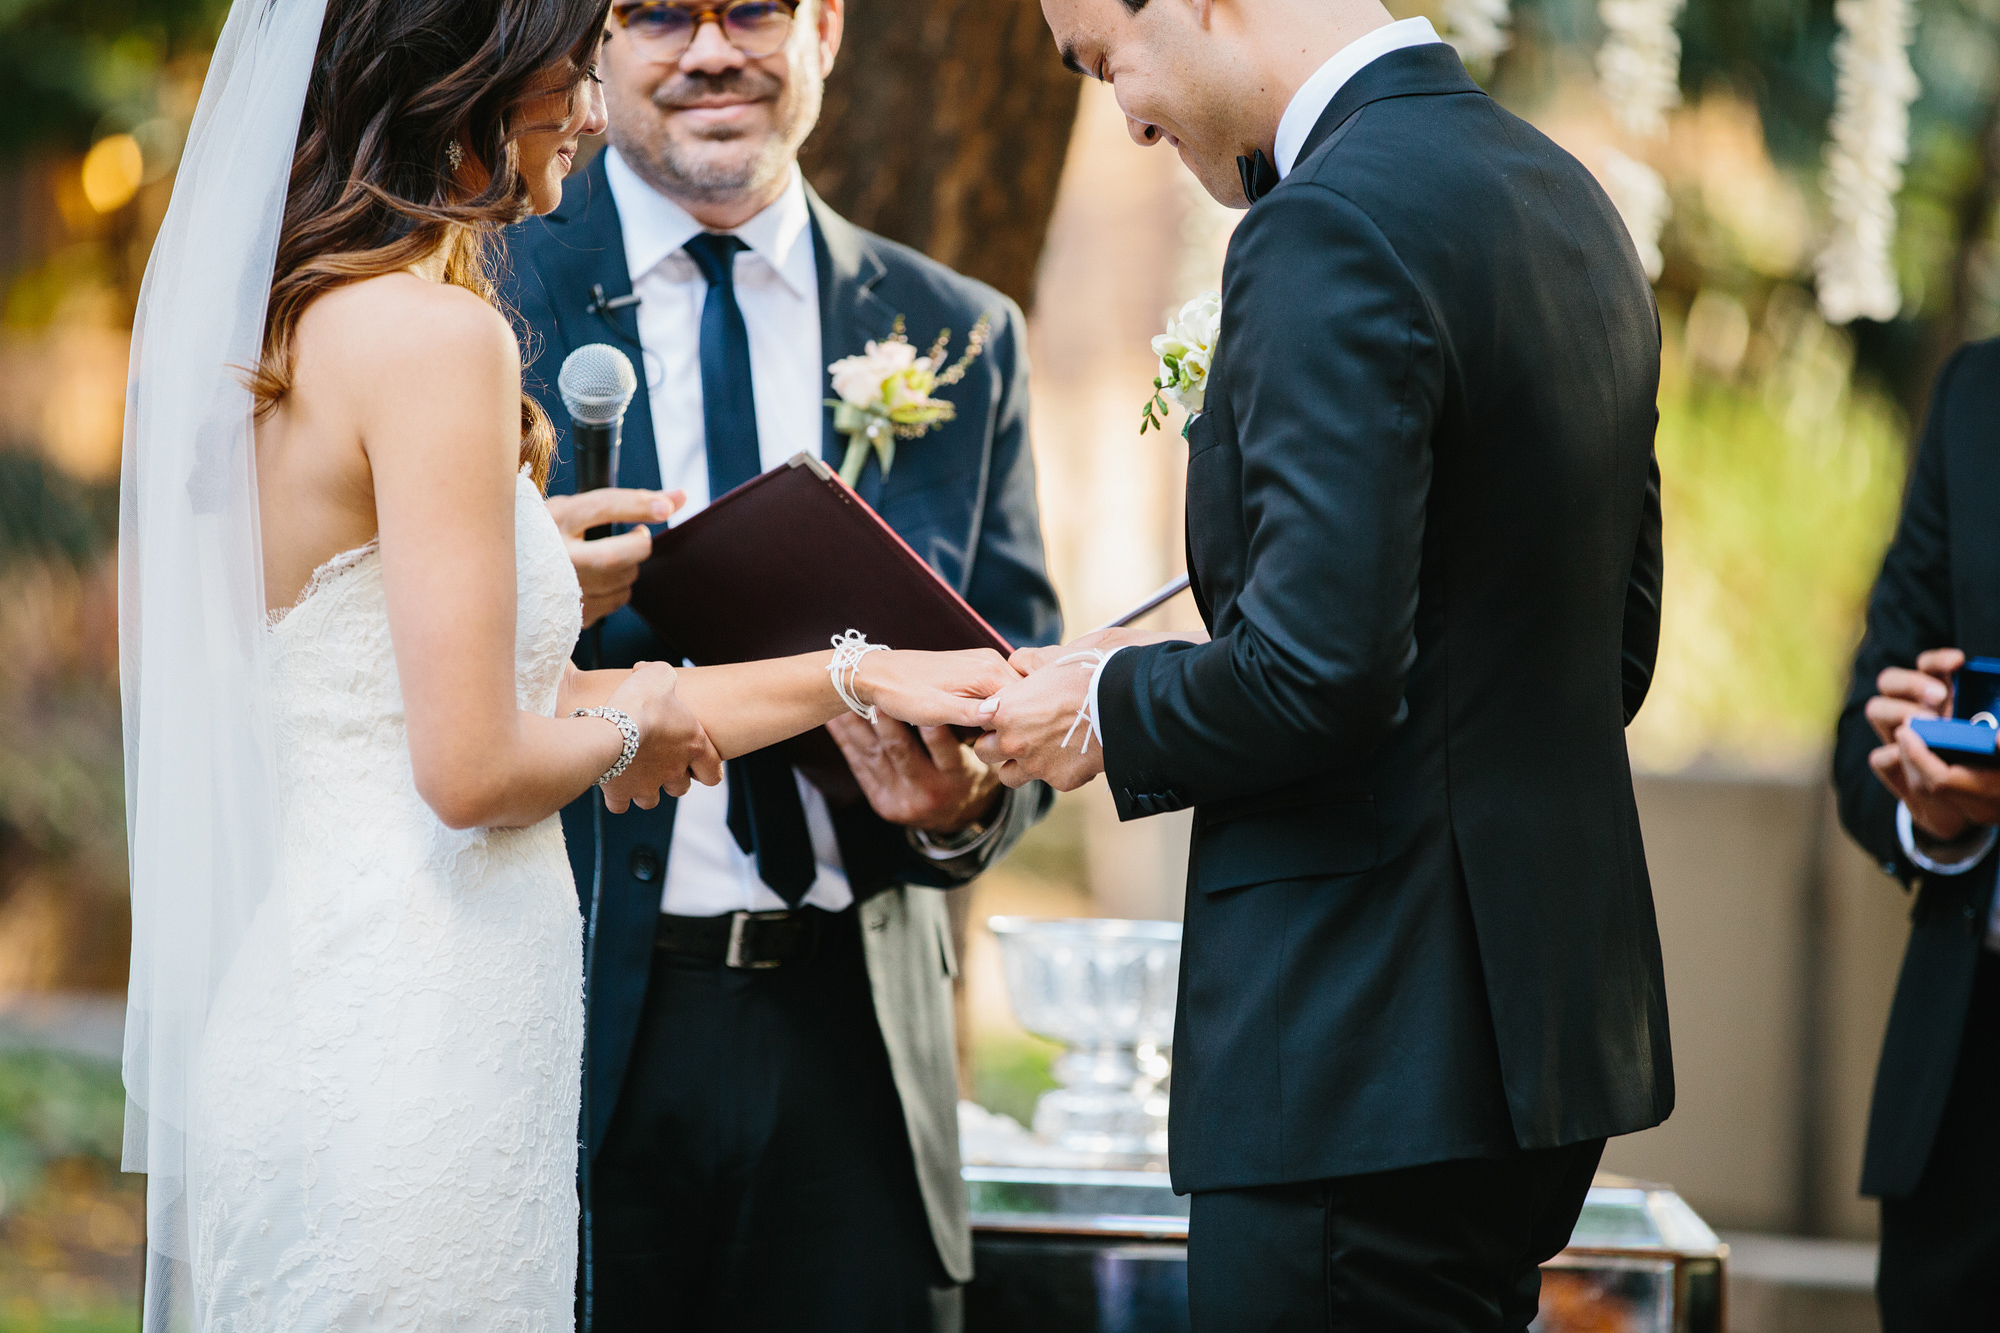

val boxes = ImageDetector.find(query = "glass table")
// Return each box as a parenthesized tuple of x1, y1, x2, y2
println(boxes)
(962, 1165, 1726, 1333)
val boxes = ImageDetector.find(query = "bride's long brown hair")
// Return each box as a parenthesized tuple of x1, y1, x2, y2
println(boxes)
(251, 0, 612, 486)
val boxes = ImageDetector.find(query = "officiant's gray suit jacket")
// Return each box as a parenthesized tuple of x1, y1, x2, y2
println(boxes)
(499, 153, 1062, 1282)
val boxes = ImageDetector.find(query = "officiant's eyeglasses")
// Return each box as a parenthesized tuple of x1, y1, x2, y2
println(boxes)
(611, 0, 802, 61)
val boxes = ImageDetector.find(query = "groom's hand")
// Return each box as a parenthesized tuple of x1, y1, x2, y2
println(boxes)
(974, 663, 1106, 792)
(826, 713, 1003, 833)
(546, 489, 685, 627)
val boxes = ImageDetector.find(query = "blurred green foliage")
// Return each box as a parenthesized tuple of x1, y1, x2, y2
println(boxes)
(0, 1049, 140, 1333)
(0, 451, 122, 870)
(0, 0, 226, 163)
(971, 1032, 1062, 1130)
(0, 1051, 125, 1215)
(1500, 0, 2000, 416)
(1630, 306, 1908, 766)
(0, 452, 115, 573)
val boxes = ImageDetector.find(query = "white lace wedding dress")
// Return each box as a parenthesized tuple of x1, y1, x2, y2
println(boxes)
(188, 470, 585, 1331)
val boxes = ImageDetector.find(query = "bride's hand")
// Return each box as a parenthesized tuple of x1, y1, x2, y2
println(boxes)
(600, 662, 723, 813)
(852, 649, 1022, 729)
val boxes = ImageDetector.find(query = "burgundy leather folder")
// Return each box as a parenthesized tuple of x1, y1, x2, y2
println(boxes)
(627, 452, 1014, 665)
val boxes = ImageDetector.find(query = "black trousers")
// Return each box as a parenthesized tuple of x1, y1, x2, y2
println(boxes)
(1186, 1138, 1605, 1333)
(1879, 949, 2000, 1332)
(587, 906, 949, 1333)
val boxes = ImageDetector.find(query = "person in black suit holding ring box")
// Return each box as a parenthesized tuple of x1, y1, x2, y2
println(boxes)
(1835, 339, 2000, 1333)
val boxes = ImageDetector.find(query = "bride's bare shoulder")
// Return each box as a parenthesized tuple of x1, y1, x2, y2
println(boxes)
(297, 272, 518, 400)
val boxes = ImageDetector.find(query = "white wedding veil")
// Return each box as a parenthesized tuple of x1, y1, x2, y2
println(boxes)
(119, 0, 328, 1325)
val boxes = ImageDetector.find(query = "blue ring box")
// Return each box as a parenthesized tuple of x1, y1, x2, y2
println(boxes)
(1912, 717, 2000, 769)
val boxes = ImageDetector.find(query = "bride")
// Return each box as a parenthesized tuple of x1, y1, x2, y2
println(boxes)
(118, 0, 1015, 1327)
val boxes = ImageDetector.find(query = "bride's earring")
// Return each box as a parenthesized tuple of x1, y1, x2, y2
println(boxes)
(446, 139, 464, 172)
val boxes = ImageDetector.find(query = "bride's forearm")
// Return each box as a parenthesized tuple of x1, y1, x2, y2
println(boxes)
(556, 646, 1010, 766)
(674, 654, 843, 760)
(551, 657, 844, 759)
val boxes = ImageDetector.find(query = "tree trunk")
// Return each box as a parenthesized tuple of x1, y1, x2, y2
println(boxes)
(800, 0, 1082, 312)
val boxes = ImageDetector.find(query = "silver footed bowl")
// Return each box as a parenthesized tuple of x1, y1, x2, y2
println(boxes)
(987, 917, 1181, 1161)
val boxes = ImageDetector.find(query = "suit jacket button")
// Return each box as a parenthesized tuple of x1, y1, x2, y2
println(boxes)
(629, 846, 661, 883)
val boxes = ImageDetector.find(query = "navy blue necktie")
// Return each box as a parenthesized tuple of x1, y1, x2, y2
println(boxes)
(684, 232, 817, 905)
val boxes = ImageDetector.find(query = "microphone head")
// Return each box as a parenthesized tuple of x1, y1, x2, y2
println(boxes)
(558, 343, 639, 426)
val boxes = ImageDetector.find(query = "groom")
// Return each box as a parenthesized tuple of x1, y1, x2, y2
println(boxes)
(981, 0, 1671, 1328)
(502, 0, 1061, 1327)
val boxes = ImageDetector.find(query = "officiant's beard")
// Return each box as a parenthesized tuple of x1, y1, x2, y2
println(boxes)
(614, 70, 823, 207)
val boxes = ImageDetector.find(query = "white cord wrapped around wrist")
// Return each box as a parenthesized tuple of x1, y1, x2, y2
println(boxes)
(1054, 649, 1115, 756)
(828, 630, 892, 723)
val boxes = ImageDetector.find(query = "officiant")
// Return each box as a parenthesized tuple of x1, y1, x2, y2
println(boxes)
(500, 1, 1062, 1327)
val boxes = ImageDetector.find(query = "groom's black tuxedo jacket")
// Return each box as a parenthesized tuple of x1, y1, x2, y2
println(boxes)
(1098, 45, 1672, 1193)
(500, 155, 1061, 1153)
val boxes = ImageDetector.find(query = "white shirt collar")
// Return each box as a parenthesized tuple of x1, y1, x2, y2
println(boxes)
(603, 147, 817, 299)
(1272, 16, 1443, 179)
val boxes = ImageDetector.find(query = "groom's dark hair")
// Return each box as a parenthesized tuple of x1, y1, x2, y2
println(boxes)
(251, 0, 613, 485)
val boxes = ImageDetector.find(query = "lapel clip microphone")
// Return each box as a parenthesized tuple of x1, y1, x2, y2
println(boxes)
(587, 282, 642, 318)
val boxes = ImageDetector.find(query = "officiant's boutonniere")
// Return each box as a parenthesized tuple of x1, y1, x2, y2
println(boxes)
(1140, 290, 1221, 435)
(827, 315, 993, 486)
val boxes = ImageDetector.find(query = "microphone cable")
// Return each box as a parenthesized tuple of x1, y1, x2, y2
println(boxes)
(556, 341, 637, 1333)
(580, 617, 603, 1333)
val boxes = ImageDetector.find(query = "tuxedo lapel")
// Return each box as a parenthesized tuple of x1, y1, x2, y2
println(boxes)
(807, 186, 895, 508)
(533, 154, 662, 494)
(1295, 43, 1484, 169)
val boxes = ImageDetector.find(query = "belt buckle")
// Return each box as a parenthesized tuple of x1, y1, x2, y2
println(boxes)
(725, 909, 793, 970)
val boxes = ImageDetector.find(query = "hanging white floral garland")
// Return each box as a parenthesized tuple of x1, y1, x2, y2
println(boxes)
(1444, 0, 1513, 66)
(1816, 0, 1920, 325)
(1595, 0, 1687, 280)
(1598, 0, 1687, 137)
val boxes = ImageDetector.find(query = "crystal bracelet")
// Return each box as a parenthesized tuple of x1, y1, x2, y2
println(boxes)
(571, 706, 641, 785)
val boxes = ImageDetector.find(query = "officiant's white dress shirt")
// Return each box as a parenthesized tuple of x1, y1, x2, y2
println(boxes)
(1083, 17, 1445, 745)
(604, 148, 857, 916)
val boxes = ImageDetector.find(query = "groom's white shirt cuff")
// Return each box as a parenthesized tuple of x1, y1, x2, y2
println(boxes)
(1273, 16, 1445, 180)
(1084, 646, 1130, 754)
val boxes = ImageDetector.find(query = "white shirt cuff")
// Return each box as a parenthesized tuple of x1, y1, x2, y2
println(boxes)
(1896, 801, 1998, 875)
(1083, 645, 1129, 755)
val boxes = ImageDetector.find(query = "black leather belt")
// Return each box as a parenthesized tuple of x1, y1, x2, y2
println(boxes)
(655, 909, 821, 970)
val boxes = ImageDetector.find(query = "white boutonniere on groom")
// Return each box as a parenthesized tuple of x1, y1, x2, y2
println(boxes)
(1141, 289, 1220, 436)
(826, 314, 994, 486)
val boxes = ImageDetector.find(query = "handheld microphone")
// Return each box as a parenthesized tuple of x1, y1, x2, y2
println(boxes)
(558, 343, 639, 538)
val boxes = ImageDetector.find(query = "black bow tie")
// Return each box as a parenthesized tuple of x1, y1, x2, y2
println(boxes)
(1237, 149, 1280, 205)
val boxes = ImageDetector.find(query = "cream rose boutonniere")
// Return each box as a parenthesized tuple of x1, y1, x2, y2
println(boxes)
(1140, 290, 1221, 435)
(827, 314, 994, 486)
